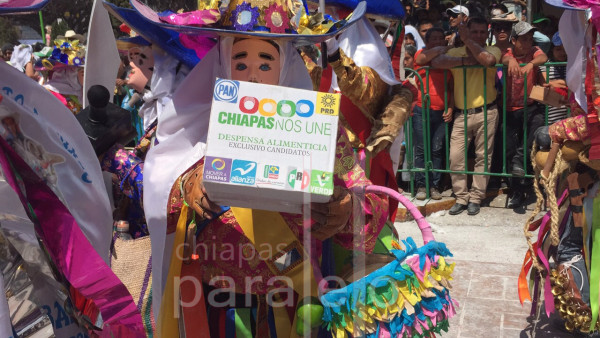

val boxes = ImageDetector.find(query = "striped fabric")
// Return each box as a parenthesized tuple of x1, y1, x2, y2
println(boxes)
(541, 64, 569, 124)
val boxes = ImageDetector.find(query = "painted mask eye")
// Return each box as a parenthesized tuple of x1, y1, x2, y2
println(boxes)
(259, 63, 271, 71)
(236, 63, 247, 71)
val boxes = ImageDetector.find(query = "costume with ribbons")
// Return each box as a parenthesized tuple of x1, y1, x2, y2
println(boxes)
(307, 50, 410, 220)
(519, 3, 600, 334)
(164, 129, 388, 336)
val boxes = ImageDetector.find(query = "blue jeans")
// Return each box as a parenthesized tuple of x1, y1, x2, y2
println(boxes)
(412, 105, 446, 189)
(557, 213, 590, 304)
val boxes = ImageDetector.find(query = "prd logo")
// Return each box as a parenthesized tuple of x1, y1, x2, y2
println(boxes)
(310, 170, 333, 195)
(214, 78, 239, 103)
(287, 168, 310, 190)
(263, 165, 280, 179)
(230, 159, 257, 185)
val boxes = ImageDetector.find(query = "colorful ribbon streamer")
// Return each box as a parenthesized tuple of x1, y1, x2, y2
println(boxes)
(0, 137, 144, 336)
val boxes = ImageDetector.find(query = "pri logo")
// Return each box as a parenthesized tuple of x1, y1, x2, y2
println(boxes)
(203, 157, 232, 183)
(231, 159, 257, 185)
(263, 165, 280, 179)
(287, 168, 310, 190)
(214, 79, 239, 103)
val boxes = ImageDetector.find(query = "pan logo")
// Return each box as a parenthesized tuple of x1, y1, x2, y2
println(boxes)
(231, 159, 257, 185)
(214, 78, 239, 103)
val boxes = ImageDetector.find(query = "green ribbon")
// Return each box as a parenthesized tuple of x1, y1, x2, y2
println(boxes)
(234, 308, 252, 338)
(589, 195, 600, 328)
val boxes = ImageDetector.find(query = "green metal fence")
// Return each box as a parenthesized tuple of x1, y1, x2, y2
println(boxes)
(399, 62, 569, 199)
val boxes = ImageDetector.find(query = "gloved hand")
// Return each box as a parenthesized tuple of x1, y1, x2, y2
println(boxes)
(182, 164, 221, 220)
(307, 186, 352, 241)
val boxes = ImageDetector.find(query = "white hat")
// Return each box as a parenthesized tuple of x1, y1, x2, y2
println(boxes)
(57, 30, 86, 43)
(446, 5, 469, 17)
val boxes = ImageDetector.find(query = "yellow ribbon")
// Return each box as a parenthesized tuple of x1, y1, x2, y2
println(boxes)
(157, 205, 189, 337)
(230, 207, 318, 338)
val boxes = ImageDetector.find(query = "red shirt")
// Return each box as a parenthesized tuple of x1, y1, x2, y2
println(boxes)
(413, 49, 453, 111)
(504, 46, 544, 111)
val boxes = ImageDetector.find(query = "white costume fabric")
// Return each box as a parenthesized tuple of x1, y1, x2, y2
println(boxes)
(143, 37, 313, 316)
(9, 45, 32, 73)
(43, 68, 82, 102)
(139, 46, 191, 131)
(331, 17, 400, 90)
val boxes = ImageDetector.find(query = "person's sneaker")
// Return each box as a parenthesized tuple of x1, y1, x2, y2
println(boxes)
(415, 187, 427, 201)
(467, 202, 480, 215)
(430, 187, 442, 200)
(448, 203, 467, 215)
(507, 190, 526, 209)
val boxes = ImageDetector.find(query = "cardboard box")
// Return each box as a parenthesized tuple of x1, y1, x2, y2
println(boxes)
(203, 78, 340, 213)
(529, 85, 565, 107)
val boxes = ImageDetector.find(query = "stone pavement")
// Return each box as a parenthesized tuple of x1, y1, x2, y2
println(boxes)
(394, 189, 580, 338)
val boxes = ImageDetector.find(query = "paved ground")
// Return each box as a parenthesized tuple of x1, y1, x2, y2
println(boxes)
(395, 190, 578, 338)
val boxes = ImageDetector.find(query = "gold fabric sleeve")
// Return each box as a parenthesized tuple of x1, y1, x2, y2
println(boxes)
(330, 49, 390, 148)
(366, 85, 413, 155)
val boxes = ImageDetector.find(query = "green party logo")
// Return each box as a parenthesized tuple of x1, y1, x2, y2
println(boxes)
(310, 170, 333, 195)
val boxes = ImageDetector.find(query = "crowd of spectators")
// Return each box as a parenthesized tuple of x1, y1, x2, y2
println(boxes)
(398, 0, 568, 215)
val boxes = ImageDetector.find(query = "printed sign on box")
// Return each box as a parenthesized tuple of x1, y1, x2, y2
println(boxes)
(203, 78, 340, 213)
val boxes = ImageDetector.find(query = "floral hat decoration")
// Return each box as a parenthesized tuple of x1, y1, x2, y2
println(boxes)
(117, 0, 367, 45)
(35, 38, 86, 71)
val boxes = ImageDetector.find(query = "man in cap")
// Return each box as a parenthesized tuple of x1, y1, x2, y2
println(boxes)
(501, 21, 548, 208)
(446, 5, 469, 46)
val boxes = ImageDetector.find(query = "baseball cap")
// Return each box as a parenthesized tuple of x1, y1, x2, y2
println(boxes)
(33, 46, 53, 58)
(551, 32, 562, 46)
(446, 5, 469, 17)
(512, 21, 537, 37)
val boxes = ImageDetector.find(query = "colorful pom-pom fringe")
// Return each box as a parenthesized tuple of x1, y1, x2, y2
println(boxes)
(321, 237, 458, 337)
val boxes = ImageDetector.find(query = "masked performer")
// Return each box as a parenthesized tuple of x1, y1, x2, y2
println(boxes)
(114, 0, 387, 336)
(520, 1, 600, 335)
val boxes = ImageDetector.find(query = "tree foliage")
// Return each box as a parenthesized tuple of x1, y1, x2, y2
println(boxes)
(0, 17, 20, 45)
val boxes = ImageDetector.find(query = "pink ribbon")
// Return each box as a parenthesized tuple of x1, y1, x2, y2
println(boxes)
(0, 137, 145, 336)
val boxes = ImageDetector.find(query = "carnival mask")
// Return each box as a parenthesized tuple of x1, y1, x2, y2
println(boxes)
(230, 39, 280, 85)
(127, 46, 154, 93)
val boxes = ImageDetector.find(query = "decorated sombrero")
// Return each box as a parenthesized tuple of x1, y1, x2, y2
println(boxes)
(34, 39, 86, 71)
(0, 0, 50, 14)
(103, 2, 206, 69)
(112, 0, 366, 45)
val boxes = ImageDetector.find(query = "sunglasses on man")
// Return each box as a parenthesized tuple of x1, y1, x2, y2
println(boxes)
(493, 24, 512, 32)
